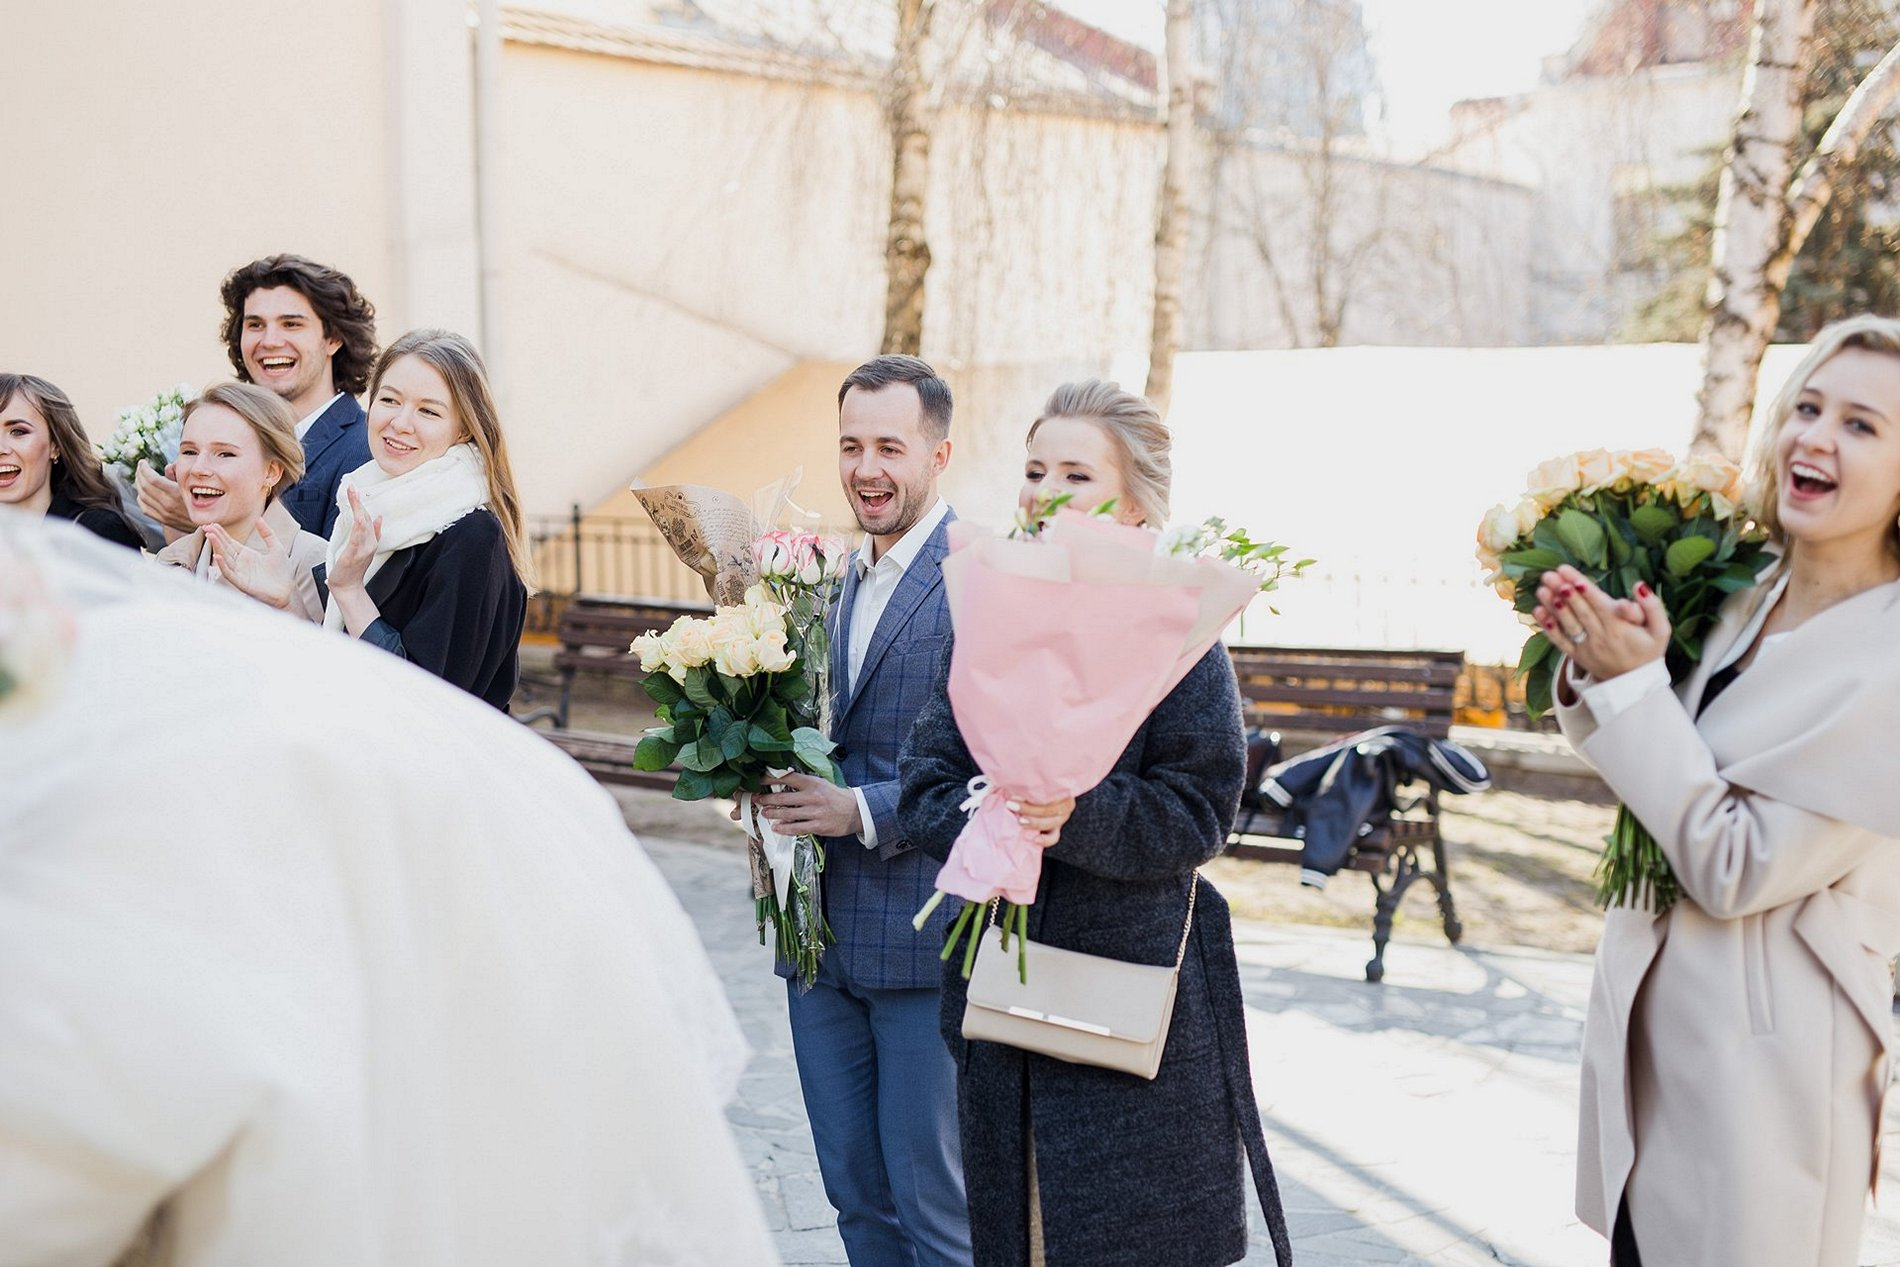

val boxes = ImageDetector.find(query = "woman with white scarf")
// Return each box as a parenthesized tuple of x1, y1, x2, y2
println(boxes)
(323, 329, 530, 708)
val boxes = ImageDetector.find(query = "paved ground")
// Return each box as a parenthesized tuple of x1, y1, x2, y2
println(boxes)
(642, 833, 1900, 1266)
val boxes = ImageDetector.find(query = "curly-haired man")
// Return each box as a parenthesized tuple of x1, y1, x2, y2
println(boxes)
(139, 255, 377, 538)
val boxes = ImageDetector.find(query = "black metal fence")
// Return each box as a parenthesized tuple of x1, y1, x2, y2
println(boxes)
(524, 507, 706, 633)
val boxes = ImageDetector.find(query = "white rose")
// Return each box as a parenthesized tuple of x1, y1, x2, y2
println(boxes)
(667, 618, 715, 669)
(630, 631, 668, 672)
(754, 629, 796, 674)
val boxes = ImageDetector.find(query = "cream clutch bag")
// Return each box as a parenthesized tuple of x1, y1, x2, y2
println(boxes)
(961, 878, 1197, 1081)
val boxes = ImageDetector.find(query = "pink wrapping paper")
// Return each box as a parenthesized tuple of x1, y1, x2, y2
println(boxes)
(930, 511, 1260, 907)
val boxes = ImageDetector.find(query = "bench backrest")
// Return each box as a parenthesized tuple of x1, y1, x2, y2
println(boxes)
(1227, 644, 1464, 752)
(556, 596, 714, 665)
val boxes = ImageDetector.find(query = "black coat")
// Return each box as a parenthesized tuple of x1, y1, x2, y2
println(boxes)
(355, 509, 525, 710)
(46, 487, 143, 550)
(899, 644, 1291, 1267)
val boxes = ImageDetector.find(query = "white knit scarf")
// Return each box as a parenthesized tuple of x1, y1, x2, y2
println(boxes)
(322, 443, 490, 630)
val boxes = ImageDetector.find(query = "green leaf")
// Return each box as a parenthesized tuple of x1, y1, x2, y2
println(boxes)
(1606, 522, 1634, 566)
(643, 674, 684, 707)
(1554, 509, 1608, 569)
(720, 720, 749, 762)
(1524, 665, 1554, 719)
(791, 725, 835, 773)
(748, 724, 794, 752)
(673, 768, 715, 801)
(1501, 547, 1565, 570)
(1664, 535, 1717, 578)
(753, 699, 793, 742)
(777, 673, 813, 702)
(676, 738, 724, 773)
(710, 768, 743, 799)
(633, 734, 681, 772)
(1629, 504, 1675, 545)
(683, 665, 719, 710)
(1517, 632, 1554, 675)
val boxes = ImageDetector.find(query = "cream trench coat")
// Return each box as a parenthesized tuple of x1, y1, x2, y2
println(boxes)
(1556, 570, 1900, 1267)
(154, 498, 327, 623)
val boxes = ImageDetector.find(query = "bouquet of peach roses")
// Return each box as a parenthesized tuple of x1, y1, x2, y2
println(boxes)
(631, 528, 850, 986)
(1477, 447, 1773, 910)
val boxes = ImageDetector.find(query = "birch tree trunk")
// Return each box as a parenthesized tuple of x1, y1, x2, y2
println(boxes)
(881, 0, 935, 357)
(1690, 0, 1818, 457)
(1145, 0, 1195, 416)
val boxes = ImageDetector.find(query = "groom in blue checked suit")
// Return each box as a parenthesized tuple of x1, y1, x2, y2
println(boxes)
(757, 355, 971, 1266)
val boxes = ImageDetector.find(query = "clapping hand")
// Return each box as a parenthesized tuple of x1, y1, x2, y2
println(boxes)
(327, 487, 383, 594)
(134, 460, 194, 534)
(1533, 564, 1671, 683)
(207, 517, 295, 610)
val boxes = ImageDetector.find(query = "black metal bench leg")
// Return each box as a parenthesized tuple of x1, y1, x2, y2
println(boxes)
(1366, 844, 1424, 984)
(1432, 835, 1463, 944)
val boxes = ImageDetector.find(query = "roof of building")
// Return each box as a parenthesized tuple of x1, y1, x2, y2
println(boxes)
(502, 0, 1159, 119)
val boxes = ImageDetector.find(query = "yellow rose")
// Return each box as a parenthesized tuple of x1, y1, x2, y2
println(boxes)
(1511, 497, 1541, 538)
(1493, 576, 1517, 602)
(1621, 447, 1675, 485)
(1526, 454, 1581, 509)
(1575, 448, 1618, 492)
(1477, 503, 1522, 555)
(754, 628, 797, 674)
(1675, 454, 1738, 494)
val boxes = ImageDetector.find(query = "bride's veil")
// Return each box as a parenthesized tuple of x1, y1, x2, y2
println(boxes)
(0, 513, 778, 1265)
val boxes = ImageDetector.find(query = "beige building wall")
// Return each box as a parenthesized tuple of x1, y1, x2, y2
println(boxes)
(2, 0, 407, 433)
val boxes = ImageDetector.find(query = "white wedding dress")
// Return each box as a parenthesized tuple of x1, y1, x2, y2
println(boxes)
(0, 517, 779, 1266)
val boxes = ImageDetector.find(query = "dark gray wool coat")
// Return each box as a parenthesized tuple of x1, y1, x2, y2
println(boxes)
(898, 644, 1293, 1267)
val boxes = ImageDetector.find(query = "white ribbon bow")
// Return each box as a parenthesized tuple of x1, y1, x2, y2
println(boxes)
(959, 775, 994, 817)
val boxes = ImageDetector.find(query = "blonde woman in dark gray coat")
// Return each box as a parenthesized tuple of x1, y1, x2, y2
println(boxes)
(898, 382, 1292, 1267)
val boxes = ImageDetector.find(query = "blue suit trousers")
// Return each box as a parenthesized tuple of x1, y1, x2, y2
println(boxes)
(788, 949, 972, 1267)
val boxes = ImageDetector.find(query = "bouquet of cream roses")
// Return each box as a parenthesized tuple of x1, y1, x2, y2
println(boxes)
(631, 529, 849, 986)
(1477, 447, 1773, 910)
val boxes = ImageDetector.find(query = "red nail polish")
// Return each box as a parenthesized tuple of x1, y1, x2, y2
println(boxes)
(1636, 582, 1651, 598)
(1554, 595, 1566, 609)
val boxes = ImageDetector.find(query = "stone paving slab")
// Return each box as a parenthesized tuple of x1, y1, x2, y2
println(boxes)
(643, 835, 1900, 1266)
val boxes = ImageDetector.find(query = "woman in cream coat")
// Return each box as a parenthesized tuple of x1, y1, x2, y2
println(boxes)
(1537, 315, 1900, 1266)
(153, 382, 326, 622)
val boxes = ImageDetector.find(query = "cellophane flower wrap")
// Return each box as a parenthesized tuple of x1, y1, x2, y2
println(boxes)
(98, 383, 193, 551)
(1476, 447, 1773, 912)
(919, 508, 1307, 981)
(629, 528, 850, 988)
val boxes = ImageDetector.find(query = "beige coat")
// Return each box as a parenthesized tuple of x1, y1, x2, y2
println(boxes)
(154, 499, 328, 624)
(1557, 569, 1900, 1266)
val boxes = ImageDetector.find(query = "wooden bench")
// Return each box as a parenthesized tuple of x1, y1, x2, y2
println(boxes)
(1224, 645, 1468, 983)
(520, 594, 712, 791)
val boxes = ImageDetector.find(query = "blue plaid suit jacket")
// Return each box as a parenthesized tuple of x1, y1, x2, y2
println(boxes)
(785, 510, 958, 990)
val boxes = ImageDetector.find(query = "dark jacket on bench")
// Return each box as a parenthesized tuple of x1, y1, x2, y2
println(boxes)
(1261, 726, 1490, 880)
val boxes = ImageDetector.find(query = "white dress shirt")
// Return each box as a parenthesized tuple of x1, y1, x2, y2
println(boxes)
(294, 392, 345, 442)
(844, 496, 950, 848)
